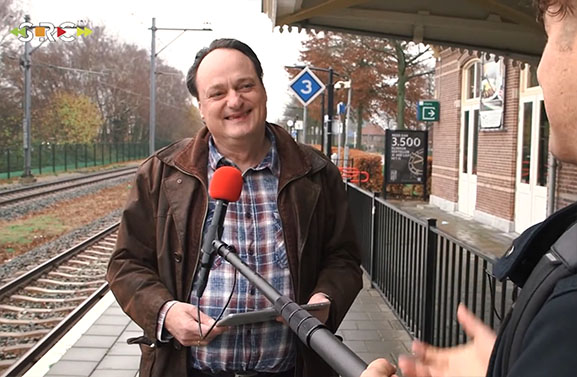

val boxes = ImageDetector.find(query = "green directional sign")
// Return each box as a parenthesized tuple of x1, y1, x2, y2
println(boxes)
(418, 100, 440, 122)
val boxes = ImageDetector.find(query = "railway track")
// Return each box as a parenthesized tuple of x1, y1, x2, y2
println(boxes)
(0, 167, 137, 208)
(0, 223, 119, 376)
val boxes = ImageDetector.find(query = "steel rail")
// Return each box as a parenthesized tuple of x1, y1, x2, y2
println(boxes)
(0, 283, 109, 377)
(0, 222, 119, 301)
(0, 167, 137, 206)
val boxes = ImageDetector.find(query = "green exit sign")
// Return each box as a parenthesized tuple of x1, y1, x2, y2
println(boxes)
(418, 100, 440, 122)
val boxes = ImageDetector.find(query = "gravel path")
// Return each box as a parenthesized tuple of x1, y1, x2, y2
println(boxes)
(0, 173, 133, 283)
(0, 209, 121, 282)
(0, 176, 132, 222)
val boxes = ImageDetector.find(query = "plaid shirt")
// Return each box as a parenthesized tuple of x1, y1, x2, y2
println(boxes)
(190, 127, 296, 373)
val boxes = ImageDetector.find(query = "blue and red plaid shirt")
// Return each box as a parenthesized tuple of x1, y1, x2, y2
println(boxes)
(190, 126, 296, 373)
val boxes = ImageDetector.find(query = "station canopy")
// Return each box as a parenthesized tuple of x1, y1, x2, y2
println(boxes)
(262, 0, 546, 64)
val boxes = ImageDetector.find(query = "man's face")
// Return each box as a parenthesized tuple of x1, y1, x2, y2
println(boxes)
(537, 3, 577, 164)
(195, 48, 267, 144)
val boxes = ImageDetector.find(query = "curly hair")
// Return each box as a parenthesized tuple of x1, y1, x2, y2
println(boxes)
(535, 0, 576, 22)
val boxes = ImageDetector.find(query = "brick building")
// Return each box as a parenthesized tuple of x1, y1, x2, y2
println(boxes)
(362, 124, 386, 153)
(430, 49, 577, 233)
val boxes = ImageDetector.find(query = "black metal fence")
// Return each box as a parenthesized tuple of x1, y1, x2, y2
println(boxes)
(0, 143, 148, 179)
(346, 183, 519, 347)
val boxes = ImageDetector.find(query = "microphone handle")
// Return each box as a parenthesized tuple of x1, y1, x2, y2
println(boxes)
(217, 241, 368, 377)
(275, 296, 367, 377)
(193, 200, 228, 298)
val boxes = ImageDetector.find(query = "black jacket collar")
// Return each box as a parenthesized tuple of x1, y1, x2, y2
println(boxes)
(494, 201, 577, 286)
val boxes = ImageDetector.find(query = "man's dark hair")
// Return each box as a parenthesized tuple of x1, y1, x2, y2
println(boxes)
(535, 0, 575, 22)
(186, 38, 264, 99)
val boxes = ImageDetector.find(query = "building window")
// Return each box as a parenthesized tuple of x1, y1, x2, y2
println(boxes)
(521, 65, 540, 92)
(462, 110, 480, 174)
(521, 102, 533, 184)
(472, 110, 479, 174)
(526, 66, 540, 89)
(537, 101, 549, 187)
(463, 111, 469, 173)
(465, 61, 482, 100)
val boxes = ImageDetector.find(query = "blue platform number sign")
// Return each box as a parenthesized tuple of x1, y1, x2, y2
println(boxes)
(289, 67, 326, 107)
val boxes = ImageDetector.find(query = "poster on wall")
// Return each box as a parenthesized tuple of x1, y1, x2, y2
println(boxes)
(479, 56, 506, 130)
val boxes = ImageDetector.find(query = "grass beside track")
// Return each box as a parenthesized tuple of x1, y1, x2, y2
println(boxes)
(0, 183, 131, 263)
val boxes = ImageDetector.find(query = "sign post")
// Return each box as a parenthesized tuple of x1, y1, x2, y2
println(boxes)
(289, 67, 326, 147)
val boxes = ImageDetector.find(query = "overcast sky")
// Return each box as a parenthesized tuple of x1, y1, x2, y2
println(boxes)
(17, 0, 307, 121)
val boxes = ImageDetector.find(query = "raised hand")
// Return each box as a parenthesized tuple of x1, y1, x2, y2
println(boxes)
(398, 304, 496, 377)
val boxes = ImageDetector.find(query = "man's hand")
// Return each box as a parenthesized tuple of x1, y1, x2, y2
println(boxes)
(360, 358, 398, 377)
(398, 304, 496, 377)
(164, 302, 227, 346)
(307, 292, 332, 323)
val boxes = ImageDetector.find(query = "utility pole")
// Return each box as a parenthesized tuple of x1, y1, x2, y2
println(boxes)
(21, 15, 35, 183)
(321, 93, 325, 154)
(344, 79, 352, 168)
(149, 18, 156, 156)
(149, 19, 211, 155)
(302, 106, 307, 144)
(325, 68, 335, 158)
(335, 79, 352, 167)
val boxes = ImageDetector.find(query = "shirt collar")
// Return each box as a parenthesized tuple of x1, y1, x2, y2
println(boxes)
(208, 125, 279, 177)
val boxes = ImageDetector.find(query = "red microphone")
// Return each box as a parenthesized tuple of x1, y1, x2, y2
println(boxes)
(209, 166, 243, 202)
(194, 166, 243, 298)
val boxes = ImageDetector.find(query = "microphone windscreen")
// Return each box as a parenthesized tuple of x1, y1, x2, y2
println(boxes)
(209, 166, 243, 202)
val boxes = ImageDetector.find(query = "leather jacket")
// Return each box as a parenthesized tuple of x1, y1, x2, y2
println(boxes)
(107, 123, 363, 377)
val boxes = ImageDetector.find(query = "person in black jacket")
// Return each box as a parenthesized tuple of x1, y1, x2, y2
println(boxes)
(361, 0, 577, 376)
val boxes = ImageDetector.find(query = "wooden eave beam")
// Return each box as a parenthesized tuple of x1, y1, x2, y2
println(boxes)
(277, 0, 371, 25)
(326, 8, 545, 35)
(465, 0, 542, 32)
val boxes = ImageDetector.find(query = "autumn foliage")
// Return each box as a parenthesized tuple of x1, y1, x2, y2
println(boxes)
(0, 4, 203, 148)
(285, 31, 434, 149)
(311, 145, 383, 192)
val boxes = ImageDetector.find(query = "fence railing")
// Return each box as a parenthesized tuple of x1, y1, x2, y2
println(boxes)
(0, 143, 148, 179)
(346, 183, 518, 347)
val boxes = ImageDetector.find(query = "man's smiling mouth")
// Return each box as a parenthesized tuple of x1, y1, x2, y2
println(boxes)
(225, 110, 251, 120)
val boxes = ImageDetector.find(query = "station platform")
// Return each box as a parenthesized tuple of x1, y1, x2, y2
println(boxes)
(25, 274, 410, 377)
(388, 200, 516, 259)
(14, 169, 518, 376)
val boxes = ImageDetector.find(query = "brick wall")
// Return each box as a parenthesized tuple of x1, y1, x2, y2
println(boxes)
(431, 49, 461, 203)
(556, 162, 577, 209)
(475, 60, 520, 221)
(433, 49, 577, 227)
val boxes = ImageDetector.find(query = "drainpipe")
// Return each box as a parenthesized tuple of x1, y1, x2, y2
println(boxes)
(546, 152, 558, 216)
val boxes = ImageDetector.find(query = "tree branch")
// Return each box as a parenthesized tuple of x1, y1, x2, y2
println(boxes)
(406, 47, 432, 66)
(407, 69, 435, 80)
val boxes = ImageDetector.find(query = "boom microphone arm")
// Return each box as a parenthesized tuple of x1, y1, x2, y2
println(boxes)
(213, 239, 367, 377)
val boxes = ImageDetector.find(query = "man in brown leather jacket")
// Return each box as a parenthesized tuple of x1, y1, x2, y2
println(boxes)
(106, 38, 362, 377)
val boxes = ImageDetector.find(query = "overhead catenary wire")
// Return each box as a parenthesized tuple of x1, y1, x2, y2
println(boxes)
(30, 61, 191, 113)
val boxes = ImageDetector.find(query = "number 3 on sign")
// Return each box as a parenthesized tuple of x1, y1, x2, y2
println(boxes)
(300, 80, 312, 94)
